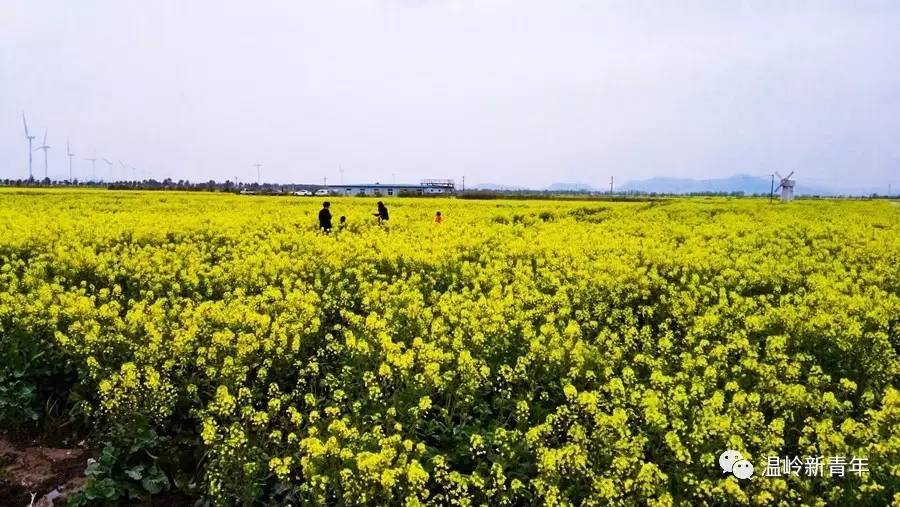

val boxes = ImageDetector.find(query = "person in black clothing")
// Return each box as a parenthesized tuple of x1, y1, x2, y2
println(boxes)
(373, 201, 389, 223)
(319, 201, 332, 232)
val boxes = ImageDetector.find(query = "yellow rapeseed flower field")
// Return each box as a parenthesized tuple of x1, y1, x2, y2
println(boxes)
(0, 188, 898, 505)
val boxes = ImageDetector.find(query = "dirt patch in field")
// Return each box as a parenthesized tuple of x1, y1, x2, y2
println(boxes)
(0, 435, 89, 506)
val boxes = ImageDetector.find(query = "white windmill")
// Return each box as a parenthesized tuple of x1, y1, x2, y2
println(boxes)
(34, 129, 51, 179)
(85, 158, 98, 181)
(66, 139, 75, 181)
(775, 171, 796, 202)
(22, 113, 35, 179)
(103, 159, 114, 181)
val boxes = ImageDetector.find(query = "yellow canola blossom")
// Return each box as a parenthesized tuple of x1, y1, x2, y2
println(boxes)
(0, 188, 898, 505)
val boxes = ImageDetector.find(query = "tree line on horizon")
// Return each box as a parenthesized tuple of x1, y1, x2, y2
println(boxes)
(0, 177, 896, 199)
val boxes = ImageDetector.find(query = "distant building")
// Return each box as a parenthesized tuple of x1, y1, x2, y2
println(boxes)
(328, 179, 455, 196)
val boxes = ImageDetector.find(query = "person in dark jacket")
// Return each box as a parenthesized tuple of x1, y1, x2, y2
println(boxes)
(319, 201, 332, 232)
(373, 201, 389, 223)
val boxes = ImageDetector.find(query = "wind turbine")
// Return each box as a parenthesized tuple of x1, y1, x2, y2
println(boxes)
(66, 139, 75, 181)
(34, 128, 51, 179)
(103, 159, 114, 182)
(22, 113, 35, 179)
(253, 163, 262, 184)
(35, 129, 51, 179)
(85, 158, 98, 181)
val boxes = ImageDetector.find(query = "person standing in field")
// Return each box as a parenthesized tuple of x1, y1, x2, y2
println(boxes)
(374, 201, 389, 223)
(434, 211, 443, 223)
(319, 201, 332, 232)
(339, 215, 347, 231)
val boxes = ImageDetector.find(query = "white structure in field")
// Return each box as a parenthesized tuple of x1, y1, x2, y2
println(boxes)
(328, 179, 455, 197)
(776, 171, 796, 202)
(22, 113, 36, 179)
(34, 129, 51, 179)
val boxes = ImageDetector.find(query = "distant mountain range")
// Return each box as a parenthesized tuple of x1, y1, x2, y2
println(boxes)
(619, 175, 771, 194)
(618, 174, 884, 196)
(471, 183, 530, 191)
(545, 182, 596, 192)
(475, 176, 888, 196)
(474, 182, 596, 192)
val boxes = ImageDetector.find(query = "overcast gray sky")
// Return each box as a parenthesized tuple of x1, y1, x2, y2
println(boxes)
(3, 1, 899, 189)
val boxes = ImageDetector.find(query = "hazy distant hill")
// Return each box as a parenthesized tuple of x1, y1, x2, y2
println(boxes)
(618, 174, 882, 196)
(474, 182, 597, 192)
(619, 174, 770, 194)
(475, 175, 888, 196)
(545, 182, 596, 192)
(472, 183, 529, 191)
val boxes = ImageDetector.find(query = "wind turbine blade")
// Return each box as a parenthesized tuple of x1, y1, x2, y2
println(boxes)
(785, 171, 794, 180)
(43, 129, 47, 145)
(22, 112, 29, 136)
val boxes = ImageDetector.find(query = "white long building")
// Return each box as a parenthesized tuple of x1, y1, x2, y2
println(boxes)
(328, 179, 455, 197)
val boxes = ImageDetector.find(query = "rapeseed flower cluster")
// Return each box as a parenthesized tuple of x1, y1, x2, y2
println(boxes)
(0, 189, 898, 505)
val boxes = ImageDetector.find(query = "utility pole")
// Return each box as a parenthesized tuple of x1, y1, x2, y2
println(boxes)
(770, 173, 775, 202)
(462, 175, 465, 192)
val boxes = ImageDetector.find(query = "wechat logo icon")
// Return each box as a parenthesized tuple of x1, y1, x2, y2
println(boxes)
(720, 450, 754, 479)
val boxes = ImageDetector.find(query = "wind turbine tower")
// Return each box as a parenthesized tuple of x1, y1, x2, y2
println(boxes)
(103, 159, 114, 182)
(22, 113, 35, 179)
(85, 158, 98, 181)
(66, 139, 75, 180)
(253, 163, 262, 183)
(35, 129, 51, 179)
